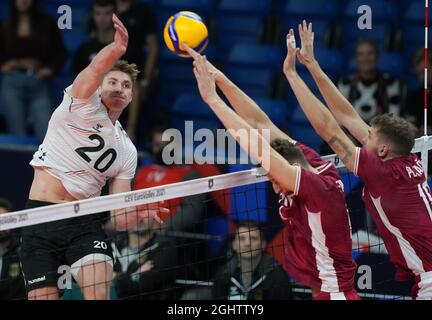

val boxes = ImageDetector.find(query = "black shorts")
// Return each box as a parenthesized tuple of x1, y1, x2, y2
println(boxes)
(20, 200, 113, 293)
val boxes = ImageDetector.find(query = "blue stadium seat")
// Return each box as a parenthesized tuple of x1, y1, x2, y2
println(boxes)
(254, 98, 290, 129)
(215, 16, 265, 58)
(171, 94, 215, 118)
(170, 94, 221, 132)
(157, 0, 214, 27)
(0, 134, 39, 146)
(378, 52, 406, 78)
(284, 0, 341, 21)
(288, 123, 323, 153)
(343, 0, 399, 24)
(60, 29, 88, 55)
(290, 104, 310, 125)
(70, 6, 91, 31)
(288, 47, 343, 80)
(218, 0, 270, 16)
(157, 46, 207, 106)
(296, 70, 320, 93)
(403, 1, 428, 24)
(214, 0, 271, 58)
(401, 1, 429, 58)
(314, 48, 344, 76)
(224, 67, 275, 98)
(228, 164, 268, 223)
(223, 44, 282, 98)
(41, 1, 62, 19)
(226, 44, 284, 69)
(270, 0, 287, 13)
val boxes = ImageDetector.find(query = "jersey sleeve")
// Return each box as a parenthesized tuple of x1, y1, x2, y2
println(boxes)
(116, 145, 138, 180)
(353, 147, 390, 191)
(62, 85, 101, 117)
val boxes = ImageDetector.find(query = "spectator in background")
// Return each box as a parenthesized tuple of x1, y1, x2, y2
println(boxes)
(338, 38, 403, 126)
(0, 0, 67, 142)
(115, 0, 159, 142)
(112, 215, 178, 300)
(406, 48, 432, 136)
(212, 220, 293, 300)
(72, 0, 116, 77)
(0, 198, 26, 300)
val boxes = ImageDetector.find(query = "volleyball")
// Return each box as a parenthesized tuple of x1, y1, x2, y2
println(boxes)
(163, 11, 208, 58)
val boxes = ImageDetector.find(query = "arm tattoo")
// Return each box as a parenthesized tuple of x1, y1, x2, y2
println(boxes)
(327, 135, 353, 163)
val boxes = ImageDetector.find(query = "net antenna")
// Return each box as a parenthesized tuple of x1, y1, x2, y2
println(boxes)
(422, 0, 429, 176)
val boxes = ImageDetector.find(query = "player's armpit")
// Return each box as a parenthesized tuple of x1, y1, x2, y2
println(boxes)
(325, 131, 356, 172)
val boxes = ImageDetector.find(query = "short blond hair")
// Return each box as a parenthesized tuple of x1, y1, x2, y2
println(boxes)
(110, 60, 140, 84)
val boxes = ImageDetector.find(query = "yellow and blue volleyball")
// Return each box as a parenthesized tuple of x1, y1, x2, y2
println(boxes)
(163, 11, 208, 58)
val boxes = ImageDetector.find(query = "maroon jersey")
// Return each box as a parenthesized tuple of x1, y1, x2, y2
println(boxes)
(278, 143, 357, 292)
(354, 147, 432, 280)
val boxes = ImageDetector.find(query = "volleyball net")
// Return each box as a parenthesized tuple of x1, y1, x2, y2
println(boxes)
(1, 135, 431, 300)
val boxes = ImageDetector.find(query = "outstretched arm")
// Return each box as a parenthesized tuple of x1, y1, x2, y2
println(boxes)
(70, 14, 128, 100)
(189, 50, 299, 193)
(295, 20, 370, 145)
(184, 44, 291, 143)
(283, 29, 357, 172)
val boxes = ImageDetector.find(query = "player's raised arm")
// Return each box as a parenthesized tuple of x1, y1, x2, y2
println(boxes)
(183, 44, 290, 143)
(70, 14, 129, 100)
(284, 29, 357, 172)
(295, 20, 370, 144)
(189, 51, 299, 192)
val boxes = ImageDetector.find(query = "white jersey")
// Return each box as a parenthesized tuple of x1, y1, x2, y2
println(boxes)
(30, 85, 137, 199)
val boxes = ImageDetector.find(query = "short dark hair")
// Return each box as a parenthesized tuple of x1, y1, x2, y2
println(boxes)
(110, 60, 139, 84)
(370, 114, 416, 156)
(0, 198, 12, 212)
(270, 139, 308, 167)
(235, 220, 264, 241)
